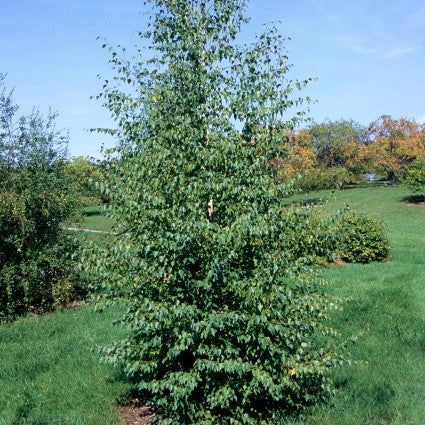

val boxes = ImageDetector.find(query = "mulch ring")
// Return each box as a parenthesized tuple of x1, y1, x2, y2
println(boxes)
(120, 399, 159, 425)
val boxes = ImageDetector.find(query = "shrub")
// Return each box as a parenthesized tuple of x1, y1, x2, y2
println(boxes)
(0, 74, 82, 319)
(403, 156, 425, 195)
(0, 236, 84, 319)
(298, 167, 356, 191)
(335, 211, 390, 263)
(65, 156, 107, 207)
(279, 206, 339, 266)
(279, 206, 390, 266)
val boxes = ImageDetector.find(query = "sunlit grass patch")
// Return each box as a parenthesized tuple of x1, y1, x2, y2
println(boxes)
(0, 305, 128, 425)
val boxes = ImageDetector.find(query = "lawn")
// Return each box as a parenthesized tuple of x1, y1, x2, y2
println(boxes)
(290, 184, 425, 425)
(0, 305, 129, 425)
(71, 206, 116, 233)
(1, 184, 424, 424)
(67, 205, 117, 246)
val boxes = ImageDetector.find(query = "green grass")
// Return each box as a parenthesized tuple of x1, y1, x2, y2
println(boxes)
(0, 305, 128, 425)
(74, 206, 115, 232)
(0, 207, 122, 425)
(67, 205, 116, 246)
(289, 184, 425, 425)
(1, 185, 424, 424)
(71, 228, 115, 247)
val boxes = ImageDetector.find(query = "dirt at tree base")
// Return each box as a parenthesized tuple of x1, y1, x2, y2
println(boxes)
(406, 201, 425, 206)
(404, 195, 425, 206)
(334, 258, 347, 266)
(120, 399, 159, 425)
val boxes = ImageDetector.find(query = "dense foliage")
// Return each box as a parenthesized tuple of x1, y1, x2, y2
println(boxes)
(335, 211, 390, 263)
(278, 206, 390, 265)
(278, 120, 369, 190)
(367, 115, 425, 182)
(0, 74, 82, 319)
(83, 1, 363, 423)
(66, 156, 107, 206)
(403, 157, 425, 196)
(308, 119, 368, 170)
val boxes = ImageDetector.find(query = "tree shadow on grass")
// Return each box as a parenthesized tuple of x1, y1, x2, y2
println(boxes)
(82, 210, 104, 217)
(400, 194, 425, 205)
(283, 197, 326, 208)
(343, 180, 391, 190)
(108, 368, 161, 425)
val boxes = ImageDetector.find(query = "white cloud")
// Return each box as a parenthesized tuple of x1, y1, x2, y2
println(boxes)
(312, 1, 425, 62)
(417, 115, 425, 124)
(336, 36, 378, 55)
(336, 36, 424, 61)
(384, 44, 424, 60)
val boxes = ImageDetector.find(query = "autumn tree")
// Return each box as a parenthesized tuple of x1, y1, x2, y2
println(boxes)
(279, 120, 369, 190)
(367, 115, 425, 182)
(276, 129, 316, 183)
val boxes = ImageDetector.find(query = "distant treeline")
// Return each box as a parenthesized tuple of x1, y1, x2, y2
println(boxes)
(276, 116, 425, 190)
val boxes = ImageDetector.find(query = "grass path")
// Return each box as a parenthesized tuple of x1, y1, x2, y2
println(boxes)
(64, 226, 117, 235)
(74, 206, 116, 232)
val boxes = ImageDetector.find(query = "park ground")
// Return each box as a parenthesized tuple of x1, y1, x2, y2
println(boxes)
(0, 183, 424, 425)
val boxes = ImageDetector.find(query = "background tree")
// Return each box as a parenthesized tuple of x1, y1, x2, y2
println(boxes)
(0, 74, 82, 319)
(85, 1, 356, 423)
(279, 120, 369, 190)
(276, 129, 316, 183)
(308, 119, 368, 170)
(66, 156, 106, 206)
(366, 115, 425, 182)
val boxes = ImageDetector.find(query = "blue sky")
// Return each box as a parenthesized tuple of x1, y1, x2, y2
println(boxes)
(1, 0, 424, 158)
